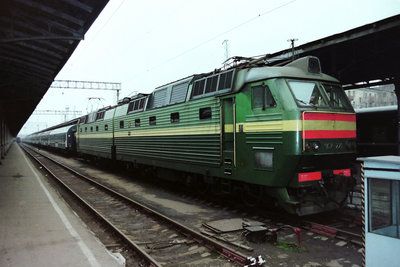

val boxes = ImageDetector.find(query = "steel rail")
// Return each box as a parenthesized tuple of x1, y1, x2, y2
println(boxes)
(22, 145, 161, 267)
(22, 145, 257, 266)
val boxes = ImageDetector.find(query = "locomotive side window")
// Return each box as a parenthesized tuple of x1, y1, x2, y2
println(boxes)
(199, 107, 212, 120)
(149, 116, 156, 126)
(80, 128, 82, 133)
(218, 70, 233, 90)
(85, 127, 87, 132)
(104, 124, 108, 131)
(120, 120, 124, 129)
(252, 85, 276, 109)
(96, 126, 99, 132)
(205, 76, 218, 93)
(135, 119, 140, 127)
(192, 80, 205, 96)
(171, 112, 180, 123)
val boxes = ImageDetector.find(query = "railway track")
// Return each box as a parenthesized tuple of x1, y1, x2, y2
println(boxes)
(22, 145, 264, 266)
(300, 212, 363, 246)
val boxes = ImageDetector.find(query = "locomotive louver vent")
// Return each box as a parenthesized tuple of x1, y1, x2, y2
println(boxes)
(170, 81, 189, 104)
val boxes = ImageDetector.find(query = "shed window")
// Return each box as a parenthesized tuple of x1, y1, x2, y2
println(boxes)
(120, 121, 124, 129)
(369, 179, 400, 239)
(171, 112, 179, 123)
(199, 107, 212, 120)
(149, 116, 156, 126)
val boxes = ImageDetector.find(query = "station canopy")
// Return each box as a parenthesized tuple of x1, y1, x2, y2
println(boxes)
(0, 0, 109, 136)
(266, 14, 400, 89)
(1, 5, 399, 137)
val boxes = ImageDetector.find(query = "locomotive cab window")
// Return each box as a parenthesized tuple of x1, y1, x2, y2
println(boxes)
(199, 107, 212, 120)
(252, 85, 276, 109)
(322, 83, 352, 109)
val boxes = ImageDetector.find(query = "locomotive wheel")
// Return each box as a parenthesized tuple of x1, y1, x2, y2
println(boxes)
(241, 184, 263, 207)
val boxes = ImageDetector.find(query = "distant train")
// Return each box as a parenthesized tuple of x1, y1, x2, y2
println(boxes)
(25, 56, 357, 216)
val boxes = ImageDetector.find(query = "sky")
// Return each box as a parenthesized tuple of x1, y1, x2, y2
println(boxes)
(18, 0, 400, 135)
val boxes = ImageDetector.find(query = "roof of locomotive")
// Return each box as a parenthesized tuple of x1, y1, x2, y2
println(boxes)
(232, 56, 340, 92)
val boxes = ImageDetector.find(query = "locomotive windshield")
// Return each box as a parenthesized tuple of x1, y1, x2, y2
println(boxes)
(288, 80, 328, 108)
(321, 83, 352, 109)
(288, 80, 352, 110)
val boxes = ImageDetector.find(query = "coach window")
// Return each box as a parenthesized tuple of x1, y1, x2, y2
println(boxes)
(80, 128, 82, 133)
(199, 107, 212, 120)
(96, 126, 99, 132)
(149, 116, 156, 126)
(171, 112, 179, 123)
(120, 120, 124, 129)
(85, 127, 87, 132)
(104, 124, 108, 131)
(90, 126, 93, 132)
(252, 85, 276, 110)
(135, 119, 140, 127)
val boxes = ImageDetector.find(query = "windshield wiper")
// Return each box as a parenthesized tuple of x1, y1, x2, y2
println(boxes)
(296, 98, 317, 108)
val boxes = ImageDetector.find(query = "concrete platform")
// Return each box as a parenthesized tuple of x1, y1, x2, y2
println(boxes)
(0, 143, 124, 267)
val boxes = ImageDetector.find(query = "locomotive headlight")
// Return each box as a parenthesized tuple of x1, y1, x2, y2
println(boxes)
(312, 142, 321, 151)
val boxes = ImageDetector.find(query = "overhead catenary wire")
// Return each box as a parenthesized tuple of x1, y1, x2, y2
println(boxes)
(125, 0, 297, 95)
(150, 0, 297, 70)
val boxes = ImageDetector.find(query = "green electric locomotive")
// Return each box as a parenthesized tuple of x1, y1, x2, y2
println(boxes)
(77, 56, 356, 215)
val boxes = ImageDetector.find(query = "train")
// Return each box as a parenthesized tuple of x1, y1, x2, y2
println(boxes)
(24, 56, 357, 216)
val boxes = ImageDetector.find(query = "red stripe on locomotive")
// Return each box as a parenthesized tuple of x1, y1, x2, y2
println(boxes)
(302, 113, 356, 122)
(303, 130, 356, 139)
